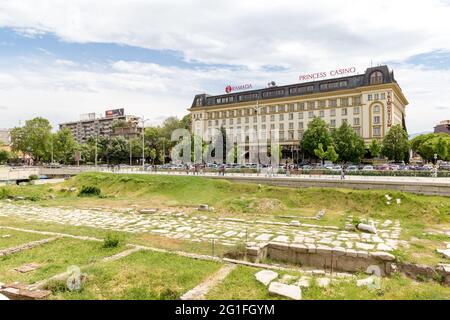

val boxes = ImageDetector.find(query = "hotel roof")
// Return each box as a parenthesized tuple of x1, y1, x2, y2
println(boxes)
(191, 65, 403, 109)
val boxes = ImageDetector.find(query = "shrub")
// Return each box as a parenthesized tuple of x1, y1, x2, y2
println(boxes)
(158, 288, 180, 300)
(103, 234, 120, 248)
(78, 185, 101, 197)
(29, 174, 39, 181)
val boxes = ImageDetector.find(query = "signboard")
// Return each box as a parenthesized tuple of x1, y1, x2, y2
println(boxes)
(105, 108, 125, 118)
(80, 113, 96, 121)
(225, 84, 252, 93)
(298, 67, 356, 82)
(387, 92, 393, 127)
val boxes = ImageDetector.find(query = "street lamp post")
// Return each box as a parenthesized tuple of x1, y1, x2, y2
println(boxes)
(94, 117, 98, 167)
(253, 101, 261, 173)
(141, 116, 149, 171)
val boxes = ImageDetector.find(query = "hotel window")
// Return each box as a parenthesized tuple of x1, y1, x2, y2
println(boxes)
(368, 94, 373, 101)
(288, 104, 295, 112)
(288, 131, 294, 140)
(341, 108, 347, 116)
(380, 93, 386, 100)
(289, 87, 297, 94)
(329, 99, 337, 107)
(270, 124, 275, 130)
(370, 71, 383, 85)
(353, 106, 360, 114)
(373, 116, 381, 124)
(237, 110, 242, 116)
(237, 118, 241, 124)
(319, 110, 325, 118)
(308, 111, 314, 118)
(353, 118, 360, 126)
(288, 113, 294, 120)
(298, 102, 306, 111)
(354, 127, 361, 136)
(298, 85, 314, 93)
(262, 124, 266, 130)
(270, 115, 275, 121)
(374, 93, 379, 100)
(245, 126, 249, 131)
(253, 116, 257, 122)
(330, 119, 336, 127)
(318, 100, 326, 108)
(229, 119, 234, 125)
(373, 126, 381, 136)
(245, 117, 249, 123)
(298, 131, 304, 139)
(289, 123, 294, 130)
(279, 131, 285, 141)
(215, 120, 219, 126)
(298, 112, 304, 119)
(330, 109, 336, 117)
(373, 105, 381, 113)
(279, 123, 284, 130)
(298, 122, 304, 129)
(221, 120, 226, 126)
(238, 93, 258, 102)
(253, 125, 257, 131)
(261, 107, 267, 114)
(278, 105, 286, 113)
(341, 98, 349, 107)
(262, 89, 285, 98)
(354, 96, 361, 105)
(279, 114, 284, 121)
(261, 115, 266, 122)
(307, 101, 315, 110)
(208, 120, 212, 126)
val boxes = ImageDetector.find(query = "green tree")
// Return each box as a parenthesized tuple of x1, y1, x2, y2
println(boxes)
(332, 122, 365, 163)
(381, 124, 410, 162)
(301, 117, 333, 159)
(314, 143, 327, 164)
(53, 128, 77, 164)
(435, 137, 448, 161)
(368, 139, 381, 158)
(0, 150, 10, 164)
(325, 145, 339, 163)
(410, 133, 450, 162)
(10, 117, 52, 163)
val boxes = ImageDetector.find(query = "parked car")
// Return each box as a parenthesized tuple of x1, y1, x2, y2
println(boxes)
(346, 165, 358, 171)
(362, 165, 374, 171)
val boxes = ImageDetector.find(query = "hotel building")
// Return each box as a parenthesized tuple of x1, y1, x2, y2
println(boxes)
(188, 66, 408, 159)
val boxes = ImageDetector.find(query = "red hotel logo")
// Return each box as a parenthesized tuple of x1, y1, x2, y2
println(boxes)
(299, 67, 356, 81)
(387, 92, 393, 127)
(225, 83, 252, 93)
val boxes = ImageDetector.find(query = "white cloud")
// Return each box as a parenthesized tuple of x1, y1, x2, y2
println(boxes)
(0, 0, 450, 132)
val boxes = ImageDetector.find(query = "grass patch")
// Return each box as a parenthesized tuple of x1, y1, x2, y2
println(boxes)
(0, 229, 49, 250)
(0, 237, 124, 285)
(206, 266, 450, 300)
(49, 250, 222, 300)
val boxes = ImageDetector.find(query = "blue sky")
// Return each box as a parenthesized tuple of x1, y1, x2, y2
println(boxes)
(0, 0, 450, 133)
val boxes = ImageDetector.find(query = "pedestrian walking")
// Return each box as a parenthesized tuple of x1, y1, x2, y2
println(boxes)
(340, 166, 345, 180)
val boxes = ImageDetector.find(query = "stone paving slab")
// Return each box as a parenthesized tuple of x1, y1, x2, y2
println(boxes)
(0, 202, 404, 256)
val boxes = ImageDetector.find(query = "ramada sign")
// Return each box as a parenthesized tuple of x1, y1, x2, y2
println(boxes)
(225, 84, 252, 93)
(298, 67, 357, 82)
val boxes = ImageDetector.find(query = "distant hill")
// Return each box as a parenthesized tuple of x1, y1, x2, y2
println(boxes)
(409, 131, 432, 139)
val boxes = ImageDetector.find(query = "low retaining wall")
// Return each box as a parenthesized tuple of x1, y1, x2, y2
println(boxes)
(247, 242, 396, 276)
(211, 176, 450, 196)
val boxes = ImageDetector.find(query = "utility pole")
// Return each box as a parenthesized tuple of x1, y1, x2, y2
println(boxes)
(94, 116, 98, 167)
(253, 100, 261, 173)
(141, 116, 148, 170)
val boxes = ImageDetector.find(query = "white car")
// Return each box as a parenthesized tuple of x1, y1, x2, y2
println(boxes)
(362, 165, 374, 171)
